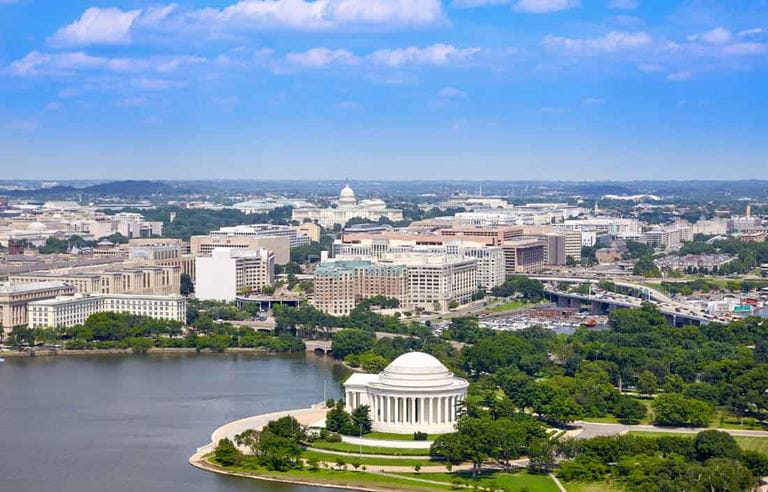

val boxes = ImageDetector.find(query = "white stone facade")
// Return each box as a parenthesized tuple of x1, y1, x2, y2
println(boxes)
(344, 352, 468, 434)
(291, 183, 403, 228)
(195, 247, 275, 301)
(28, 293, 187, 328)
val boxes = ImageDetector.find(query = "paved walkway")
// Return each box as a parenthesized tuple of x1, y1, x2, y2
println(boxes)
(195, 403, 329, 455)
(342, 435, 432, 449)
(306, 447, 432, 460)
(576, 421, 768, 439)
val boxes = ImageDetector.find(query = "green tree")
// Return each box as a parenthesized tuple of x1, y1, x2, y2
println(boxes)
(663, 374, 684, 394)
(637, 370, 658, 397)
(698, 458, 755, 492)
(358, 352, 388, 373)
(331, 329, 375, 360)
(614, 395, 647, 424)
(740, 450, 768, 477)
(694, 430, 741, 462)
(8, 325, 34, 348)
(652, 393, 712, 427)
(214, 438, 241, 466)
(264, 416, 306, 442)
(430, 432, 466, 468)
(527, 438, 555, 474)
(259, 430, 302, 471)
(633, 256, 661, 277)
(180, 273, 194, 295)
(351, 405, 372, 436)
(326, 401, 352, 433)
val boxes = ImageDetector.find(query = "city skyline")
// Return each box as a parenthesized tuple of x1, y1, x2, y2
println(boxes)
(1, 0, 767, 180)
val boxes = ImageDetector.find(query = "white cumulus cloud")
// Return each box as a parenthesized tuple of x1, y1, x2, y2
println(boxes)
(285, 47, 360, 68)
(437, 86, 467, 98)
(8, 51, 205, 76)
(686, 27, 732, 45)
(51, 0, 446, 45)
(667, 71, 692, 82)
(513, 0, 580, 14)
(582, 97, 605, 105)
(738, 28, 764, 38)
(49, 7, 141, 46)
(543, 31, 651, 54)
(450, 0, 512, 8)
(722, 42, 768, 56)
(607, 0, 638, 9)
(367, 44, 480, 66)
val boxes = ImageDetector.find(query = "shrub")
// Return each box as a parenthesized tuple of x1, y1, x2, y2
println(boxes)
(326, 432, 342, 443)
(414, 431, 428, 441)
(557, 456, 609, 482)
(214, 438, 241, 466)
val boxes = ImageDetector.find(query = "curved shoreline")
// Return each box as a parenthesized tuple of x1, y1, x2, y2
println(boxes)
(189, 454, 384, 492)
(189, 404, 385, 492)
(189, 404, 458, 491)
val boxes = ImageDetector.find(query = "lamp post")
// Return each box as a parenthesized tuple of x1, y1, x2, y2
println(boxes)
(359, 422, 363, 458)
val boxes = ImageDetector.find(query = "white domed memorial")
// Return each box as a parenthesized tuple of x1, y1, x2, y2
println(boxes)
(343, 352, 468, 434)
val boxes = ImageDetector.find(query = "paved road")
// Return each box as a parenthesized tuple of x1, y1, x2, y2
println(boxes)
(576, 421, 768, 439)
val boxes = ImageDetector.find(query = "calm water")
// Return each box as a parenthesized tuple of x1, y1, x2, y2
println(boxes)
(0, 353, 346, 492)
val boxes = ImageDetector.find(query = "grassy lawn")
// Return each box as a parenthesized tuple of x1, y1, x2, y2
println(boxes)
(301, 449, 437, 467)
(563, 481, 624, 492)
(310, 440, 431, 456)
(364, 431, 441, 441)
(395, 470, 559, 492)
(711, 410, 768, 431)
(206, 457, 451, 491)
(627, 431, 768, 453)
(489, 299, 540, 312)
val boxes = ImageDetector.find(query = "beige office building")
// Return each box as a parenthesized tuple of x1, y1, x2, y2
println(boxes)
(502, 239, 545, 274)
(9, 264, 180, 296)
(313, 255, 477, 315)
(0, 281, 76, 330)
(190, 234, 290, 265)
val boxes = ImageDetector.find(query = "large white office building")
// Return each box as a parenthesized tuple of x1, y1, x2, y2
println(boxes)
(344, 352, 468, 434)
(332, 238, 504, 291)
(28, 293, 187, 328)
(195, 248, 275, 301)
(209, 224, 310, 248)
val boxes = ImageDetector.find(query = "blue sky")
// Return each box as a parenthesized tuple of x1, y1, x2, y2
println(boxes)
(1, 0, 767, 180)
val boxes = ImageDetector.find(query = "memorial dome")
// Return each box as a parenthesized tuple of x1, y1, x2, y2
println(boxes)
(378, 352, 455, 388)
(338, 182, 356, 205)
(344, 351, 469, 434)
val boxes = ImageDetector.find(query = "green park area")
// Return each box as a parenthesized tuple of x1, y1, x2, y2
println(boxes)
(394, 470, 560, 491)
(204, 279, 768, 492)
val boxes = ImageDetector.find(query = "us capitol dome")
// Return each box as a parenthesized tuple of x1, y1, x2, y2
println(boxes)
(343, 352, 468, 434)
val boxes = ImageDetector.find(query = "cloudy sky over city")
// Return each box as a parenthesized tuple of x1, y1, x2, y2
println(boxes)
(1, 0, 767, 180)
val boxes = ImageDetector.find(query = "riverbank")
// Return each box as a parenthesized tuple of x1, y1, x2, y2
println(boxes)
(1, 347, 348, 492)
(190, 404, 438, 491)
(0, 346, 303, 358)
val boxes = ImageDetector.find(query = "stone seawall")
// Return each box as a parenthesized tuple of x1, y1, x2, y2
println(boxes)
(0, 347, 278, 358)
